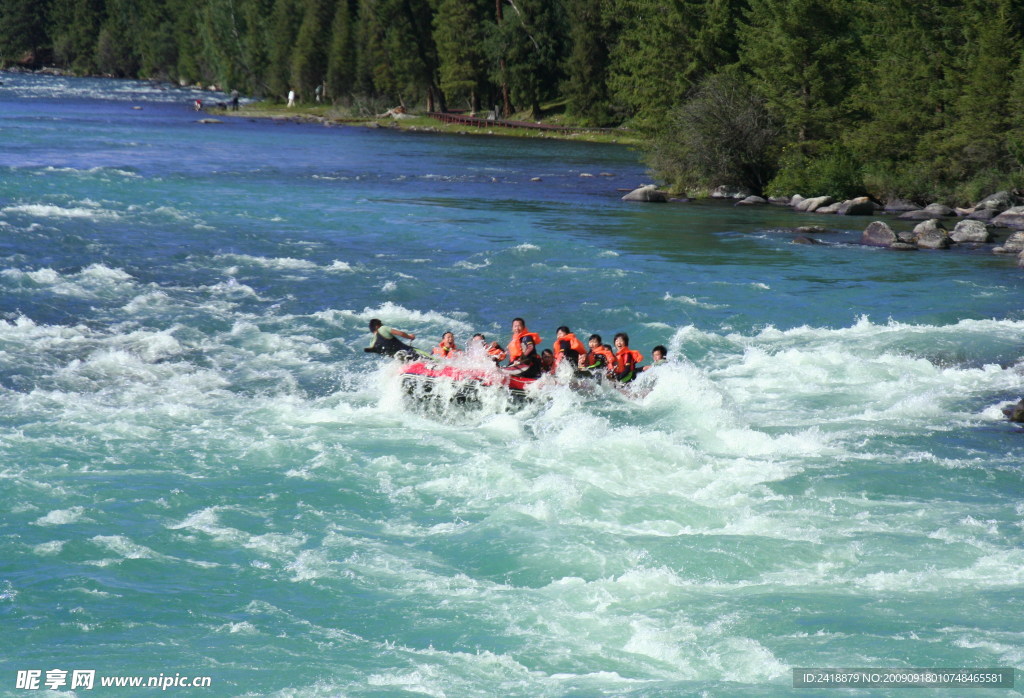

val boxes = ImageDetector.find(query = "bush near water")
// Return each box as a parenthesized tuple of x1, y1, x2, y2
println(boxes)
(4, 0, 1024, 204)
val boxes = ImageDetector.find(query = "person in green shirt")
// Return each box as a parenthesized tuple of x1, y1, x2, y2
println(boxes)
(365, 318, 416, 357)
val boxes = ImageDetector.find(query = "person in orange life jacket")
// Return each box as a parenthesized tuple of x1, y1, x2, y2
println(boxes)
(467, 333, 504, 363)
(610, 332, 644, 382)
(578, 334, 615, 373)
(553, 326, 586, 367)
(643, 345, 668, 371)
(507, 317, 541, 364)
(365, 318, 416, 357)
(467, 333, 486, 356)
(486, 340, 507, 363)
(502, 335, 543, 379)
(432, 331, 459, 359)
(540, 349, 556, 374)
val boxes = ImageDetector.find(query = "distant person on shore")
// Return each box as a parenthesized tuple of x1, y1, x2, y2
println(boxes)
(230, 89, 239, 111)
(314, 83, 323, 103)
(287, 89, 296, 107)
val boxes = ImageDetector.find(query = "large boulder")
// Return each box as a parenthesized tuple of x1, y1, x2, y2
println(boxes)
(975, 190, 1020, 213)
(816, 201, 843, 214)
(711, 185, 753, 199)
(913, 219, 952, 249)
(899, 203, 957, 220)
(992, 206, 1024, 228)
(736, 195, 767, 206)
(993, 231, 1024, 253)
(1003, 399, 1024, 422)
(967, 208, 999, 221)
(621, 185, 667, 202)
(884, 198, 920, 213)
(837, 196, 878, 215)
(796, 195, 835, 212)
(950, 219, 992, 243)
(923, 203, 957, 217)
(862, 221, 898, 247)
(898, 209, 937, 220)
(896, 229, 917, 244)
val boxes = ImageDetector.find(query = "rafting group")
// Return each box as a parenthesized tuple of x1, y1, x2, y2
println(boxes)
(366, 317, 667, 384)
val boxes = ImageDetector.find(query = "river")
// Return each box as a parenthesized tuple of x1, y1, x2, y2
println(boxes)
(2, 73, 1023, 696)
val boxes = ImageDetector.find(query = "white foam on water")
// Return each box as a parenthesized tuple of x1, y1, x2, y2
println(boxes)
(35, 165, 141, 179)
(854, 549, 1024, 592)
(90, 534, 160, 560)
(1, 264, 137, 299)
(213, 253, 320, 271)
(662, 292, 723, 309)
(33, 506, 86, 526)
(1, 203, 122, 220)
(314, 302, 478, 340)
(33, 540, 66, 556)
(453, 257, 491, 270)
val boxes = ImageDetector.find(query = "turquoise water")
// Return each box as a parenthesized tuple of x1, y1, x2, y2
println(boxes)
(2, 73, 1023, 696)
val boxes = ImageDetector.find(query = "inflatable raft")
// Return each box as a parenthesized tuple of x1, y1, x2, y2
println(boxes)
(400, 360, 538, 406)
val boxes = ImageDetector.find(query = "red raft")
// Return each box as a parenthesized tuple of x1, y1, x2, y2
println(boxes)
(400, 360, 538, 406)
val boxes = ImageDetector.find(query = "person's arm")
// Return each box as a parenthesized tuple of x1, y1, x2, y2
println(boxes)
(502, 358, 532, 376)
(393, 329, 415, 340)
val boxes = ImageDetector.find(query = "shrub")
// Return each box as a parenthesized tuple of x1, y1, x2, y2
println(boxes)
(645, 68, 779, 194)
(766, 143, 865, 199)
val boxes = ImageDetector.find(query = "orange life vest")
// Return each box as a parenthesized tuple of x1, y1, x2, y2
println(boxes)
(507, 330, 542, 362)
(432, 342, 459, 358)
(614, 347, 644, 375)
(554, 333, 586, 358)
(582, 345, 615, 370)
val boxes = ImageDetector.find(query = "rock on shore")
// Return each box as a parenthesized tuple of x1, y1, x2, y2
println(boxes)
(622, 185, 668, 202)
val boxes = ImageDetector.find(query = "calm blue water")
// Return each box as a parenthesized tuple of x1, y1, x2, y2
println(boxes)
(2, 73, 1023, 697)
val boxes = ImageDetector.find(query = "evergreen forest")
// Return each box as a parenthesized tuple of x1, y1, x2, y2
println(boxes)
(4, 0, 1024, 203)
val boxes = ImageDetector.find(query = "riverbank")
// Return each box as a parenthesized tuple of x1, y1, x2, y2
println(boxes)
(222, 101, 641, 146)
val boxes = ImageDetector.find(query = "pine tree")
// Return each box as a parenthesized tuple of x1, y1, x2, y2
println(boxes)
(0, 0, 53, 67)
(354, 0, 442, 110)
(326, 0, 357, 100)
(945, 0, 1020, 178)
(268, 0, 303, 99)
(844, 0, 963, 197)
(135, 0, 178, 79)
(607, 0, 743, 128)
(48, 0, 104, 73)
(737, 0, 857, 146)
(433, 0, 489, 111)
(563, 0, 617, 125)
(291, 0, 332, 100)
(494, 0, 566, 119)
(95, 0, 141, 77)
